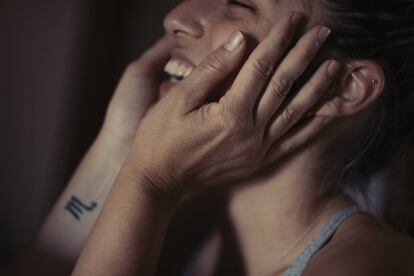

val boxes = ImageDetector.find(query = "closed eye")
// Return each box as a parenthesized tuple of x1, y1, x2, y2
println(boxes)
(226, 0, 256, 12)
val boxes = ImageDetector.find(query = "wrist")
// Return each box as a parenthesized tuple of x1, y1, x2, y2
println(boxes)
(96, 125, 133, 159)
(118, 158, 182, 207)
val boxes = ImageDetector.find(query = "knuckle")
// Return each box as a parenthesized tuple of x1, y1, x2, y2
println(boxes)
(326, 100, 341, 115)
(218, 107, 239, 131)
(282, 106, 301, 126)
(220, 111, 253, 139)
(201, 103, 220, 121)
(252, 58, 274, 79)
(301, 48, 317, 63)
(270, 34, 290, 52)
(308, 79, 325, 95)
(203, 52, 227, 73)
(219, 102, 250, 130)
(270, 76, 293, 98)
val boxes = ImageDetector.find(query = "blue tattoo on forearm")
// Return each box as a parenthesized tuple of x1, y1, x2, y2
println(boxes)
(65, 196, 97, 221)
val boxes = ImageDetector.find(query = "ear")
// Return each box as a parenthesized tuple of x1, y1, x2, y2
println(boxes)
(315, 60, 385, 118)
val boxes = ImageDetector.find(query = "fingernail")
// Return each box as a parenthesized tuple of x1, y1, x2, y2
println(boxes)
(224, 31, 244, 52)
(290, 13, 303, 27)
(327, 60, 342, 77)
(318, 26, 331, 44)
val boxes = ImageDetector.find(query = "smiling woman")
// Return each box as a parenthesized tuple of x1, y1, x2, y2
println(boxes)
(5, 0, 414, 275)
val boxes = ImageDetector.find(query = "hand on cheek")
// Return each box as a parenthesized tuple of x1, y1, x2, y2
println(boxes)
(122, 12, 343, 199)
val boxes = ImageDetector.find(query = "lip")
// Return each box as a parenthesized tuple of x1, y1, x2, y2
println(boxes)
(159, 50, 197, 98)
(170, 49, 197, 67)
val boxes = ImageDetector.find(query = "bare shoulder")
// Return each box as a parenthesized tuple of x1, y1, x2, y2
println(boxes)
(304, 212, 414, 276)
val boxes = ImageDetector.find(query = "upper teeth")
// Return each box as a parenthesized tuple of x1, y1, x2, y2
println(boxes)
(164, 59, 194, 80)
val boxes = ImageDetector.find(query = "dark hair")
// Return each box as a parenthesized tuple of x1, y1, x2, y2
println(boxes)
(318, 0, 414, 233)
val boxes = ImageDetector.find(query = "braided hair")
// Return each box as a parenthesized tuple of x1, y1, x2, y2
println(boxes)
(320, 0, 414, 233)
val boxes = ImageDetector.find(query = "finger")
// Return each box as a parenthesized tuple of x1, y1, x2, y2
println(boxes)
(255, 25, 332, 125)
(129, 35, 175, 76)
(262, 116, 332, 166)
(266, 59, 342, 142)
(226, 12, 304, 111)
(176, 31, 246, 113)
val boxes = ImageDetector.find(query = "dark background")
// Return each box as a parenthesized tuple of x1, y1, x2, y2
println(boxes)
(0, 0, 179, 257)
(2, 0, 414, 265)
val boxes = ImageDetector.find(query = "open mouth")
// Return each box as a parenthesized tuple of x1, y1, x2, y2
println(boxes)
(163, 58, 195, 83)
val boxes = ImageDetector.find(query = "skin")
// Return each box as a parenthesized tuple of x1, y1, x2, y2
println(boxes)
(156, 0, 414, 275)
(7, 0, 414, 275)
(153, 0, 414, 275)
(5, 36, 175, 276)
(71, 12, 343, 275)
(71, 0, 414, 275)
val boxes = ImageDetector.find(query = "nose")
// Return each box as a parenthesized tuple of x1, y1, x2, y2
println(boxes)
(163, 1, 204, 39)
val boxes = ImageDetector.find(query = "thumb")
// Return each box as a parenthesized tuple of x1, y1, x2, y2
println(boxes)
(177, 31, 246, 112)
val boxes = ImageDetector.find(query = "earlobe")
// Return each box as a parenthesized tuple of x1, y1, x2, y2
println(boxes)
(315, 60, 384, 118)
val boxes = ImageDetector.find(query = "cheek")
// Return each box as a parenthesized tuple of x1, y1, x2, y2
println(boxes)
(203, 21, 270, 102)
(210, 21, 271, 63)
(209, 23, 242, 51)
(209, 19, 271, 53)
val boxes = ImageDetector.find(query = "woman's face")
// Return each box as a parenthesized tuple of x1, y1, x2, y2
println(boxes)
(161, 0, 313, 95)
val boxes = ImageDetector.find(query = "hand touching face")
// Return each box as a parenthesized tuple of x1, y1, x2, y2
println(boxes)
(123, 13, 340, 198)
(160, 0, 309, 97)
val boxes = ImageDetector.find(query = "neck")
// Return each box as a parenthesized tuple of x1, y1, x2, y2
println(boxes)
(222, 144, 353, 275)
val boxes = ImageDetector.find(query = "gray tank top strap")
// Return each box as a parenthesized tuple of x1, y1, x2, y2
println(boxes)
(283, 205, 359, 276)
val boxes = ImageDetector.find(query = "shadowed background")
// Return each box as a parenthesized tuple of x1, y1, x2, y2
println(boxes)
(2, 0, 414, 267)
(0, 0, 179, 259)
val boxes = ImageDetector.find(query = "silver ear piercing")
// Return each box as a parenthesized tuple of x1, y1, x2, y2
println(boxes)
(371, 79, 379, 85)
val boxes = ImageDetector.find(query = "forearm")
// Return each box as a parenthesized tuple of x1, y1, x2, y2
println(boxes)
(72, 163, 176, 276)
(35, 129, 131, 264)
